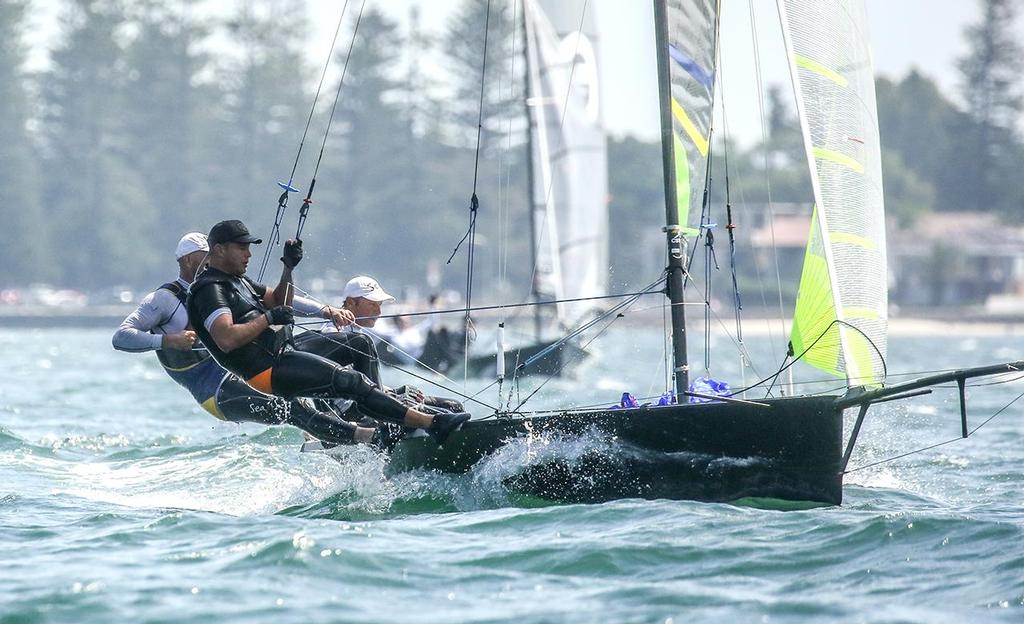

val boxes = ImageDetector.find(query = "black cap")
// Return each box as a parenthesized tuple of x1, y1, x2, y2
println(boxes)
(208, 220, 263, 246)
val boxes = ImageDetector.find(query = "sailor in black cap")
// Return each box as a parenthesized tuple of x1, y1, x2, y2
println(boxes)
(186, 220, 470, 445)
(113, 231, 379, 446)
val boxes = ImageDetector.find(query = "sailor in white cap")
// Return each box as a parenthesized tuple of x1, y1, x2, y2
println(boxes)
(316, 275, 465, 415)
(113, 232, 378, 447)
(341, 275, 396, 328)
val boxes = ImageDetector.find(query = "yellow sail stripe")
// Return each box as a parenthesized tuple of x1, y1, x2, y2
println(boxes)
(795, 54, 848, 87)
(829, 231, 875, 249)
(842, 307, 880, 320)
(813, 147, 864, 174)
(672, 97, 708, 157)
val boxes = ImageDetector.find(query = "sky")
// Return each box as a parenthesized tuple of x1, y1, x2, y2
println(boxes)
(298, 0, 999, 145)
(21, 0, 1014, 146)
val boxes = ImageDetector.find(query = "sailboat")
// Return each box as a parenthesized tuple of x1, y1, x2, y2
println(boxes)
(365, 0, 1024, 506)
(460, 0, 608, 379)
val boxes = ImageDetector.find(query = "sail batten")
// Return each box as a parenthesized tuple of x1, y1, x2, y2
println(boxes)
(782, 0, 888, 387)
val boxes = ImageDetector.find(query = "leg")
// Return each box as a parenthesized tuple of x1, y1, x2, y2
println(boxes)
(215, 376, 290, 425)
(293, 331, 382, 387)
(270, 350, 470, 443)
(271, 350, 406, 423)
(216, 375, 369, 446)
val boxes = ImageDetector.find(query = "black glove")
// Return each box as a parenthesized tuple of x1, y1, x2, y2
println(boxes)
(281, 239, 303, 268)
(264, 305, 295, 326)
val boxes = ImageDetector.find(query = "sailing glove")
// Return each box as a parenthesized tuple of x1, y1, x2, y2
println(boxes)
(282, 239, 303, 268)
(265, 305, 295, 326)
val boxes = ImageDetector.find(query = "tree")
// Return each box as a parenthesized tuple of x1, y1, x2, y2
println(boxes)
(216, 0, 312, 254)
(41, 0, 155, 287)
(122, 0, 218, 279)
(876, 71, 966, 212)
(957, 0, 1023, 213)
(880, 149, 935, 226)
(441, 0, 522, 155)
(0, 0, 50, 286)
(605, 136, 664, 291)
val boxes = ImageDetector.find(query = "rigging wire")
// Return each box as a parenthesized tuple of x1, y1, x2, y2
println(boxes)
(510, 307, 624, 413)
(717, 61, 743, 344)
(749, 0, 789, 367)
(292, 288, 666, 328)
(294, 0, 367, 241)
(446, 0, 493, 384)
(286, 320, 498, 412)
(256, 0, 352, 282)
(508, 278, 658, 413)
(842, 386, 1024, 475)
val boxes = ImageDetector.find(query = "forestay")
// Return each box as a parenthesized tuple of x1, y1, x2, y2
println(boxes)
(524, 0, 608, 327)
(782, 0, 888, 388)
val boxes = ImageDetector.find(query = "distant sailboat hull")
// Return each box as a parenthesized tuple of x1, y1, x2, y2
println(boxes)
(462, 338, 590, 379)
(386, 395, 844, 505)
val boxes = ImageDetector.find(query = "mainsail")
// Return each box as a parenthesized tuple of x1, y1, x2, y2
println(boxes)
(523, 0, 608, 327)
(664, 0, 719, 236)
(781, 0, 888, 387)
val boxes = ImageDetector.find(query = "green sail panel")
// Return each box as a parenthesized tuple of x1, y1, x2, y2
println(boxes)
(782, 0, 888, 387)
(665, 0, 719, 233)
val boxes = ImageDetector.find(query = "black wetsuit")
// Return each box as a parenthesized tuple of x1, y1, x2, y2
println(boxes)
(186, 267, 408, 424)
(113, 278, 360, 445)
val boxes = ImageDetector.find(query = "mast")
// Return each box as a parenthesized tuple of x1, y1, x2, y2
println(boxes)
(522, 0, 543, 342)
(653, 0, 689, 394)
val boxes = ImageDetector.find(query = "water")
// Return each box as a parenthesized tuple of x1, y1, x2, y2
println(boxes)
(1, 326, 1022, 622)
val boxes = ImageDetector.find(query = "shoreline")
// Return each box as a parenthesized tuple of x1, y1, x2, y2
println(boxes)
(2, 305, 1024, 336)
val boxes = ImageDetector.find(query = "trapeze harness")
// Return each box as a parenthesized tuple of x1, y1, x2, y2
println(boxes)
(186, 268, 408, 424)
(151, 281, 231, 417)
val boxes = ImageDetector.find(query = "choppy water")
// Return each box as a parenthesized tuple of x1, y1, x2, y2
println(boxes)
(1, 326, 1022, 623)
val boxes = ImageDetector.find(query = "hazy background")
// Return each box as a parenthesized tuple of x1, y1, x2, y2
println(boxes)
(1, 0, 1022, 314)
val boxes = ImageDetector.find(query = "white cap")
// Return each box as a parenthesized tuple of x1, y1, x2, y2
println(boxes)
(175, 232, 209, 259)
(342, 276, 395, 303)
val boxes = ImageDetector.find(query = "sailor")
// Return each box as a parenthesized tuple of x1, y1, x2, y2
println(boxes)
(325, 275, 465, 413)
(185, 220, 470, 444)
(112, 232, 377, 446)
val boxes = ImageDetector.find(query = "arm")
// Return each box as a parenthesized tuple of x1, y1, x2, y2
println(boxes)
(207, 311, 272, 353)
(292, 295, 355, 329)
(112, 291, 195, 352)
(263, 265, 294, 309)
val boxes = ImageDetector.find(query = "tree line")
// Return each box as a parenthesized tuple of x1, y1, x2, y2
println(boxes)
(0, 0, 1020, 306)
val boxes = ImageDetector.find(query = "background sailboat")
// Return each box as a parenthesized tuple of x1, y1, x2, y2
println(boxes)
(460, 0, 609, 379)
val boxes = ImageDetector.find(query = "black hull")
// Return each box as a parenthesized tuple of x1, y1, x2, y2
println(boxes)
(387, 395, 844, 505)
(462, 339, 589, 379)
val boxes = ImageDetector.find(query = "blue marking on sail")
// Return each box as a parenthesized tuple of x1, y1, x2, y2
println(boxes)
(668, 44, 714, 91)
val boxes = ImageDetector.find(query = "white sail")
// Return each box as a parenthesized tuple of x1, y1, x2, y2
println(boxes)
(781, 0, 888, 387)
(524, 0, 608, 327)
